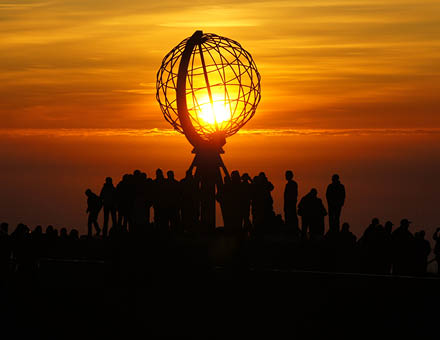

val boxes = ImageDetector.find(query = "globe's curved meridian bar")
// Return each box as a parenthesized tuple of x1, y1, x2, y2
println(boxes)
(176, 30, 204, 148)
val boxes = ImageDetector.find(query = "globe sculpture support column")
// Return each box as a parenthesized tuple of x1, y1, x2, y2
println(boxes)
(176, 31, 228, 230)
(156, 30, 261, 231)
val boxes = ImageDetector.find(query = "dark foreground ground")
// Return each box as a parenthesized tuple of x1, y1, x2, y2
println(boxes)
(2, 234, 440, 339)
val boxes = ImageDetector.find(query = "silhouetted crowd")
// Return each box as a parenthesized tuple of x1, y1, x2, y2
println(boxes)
(85, 170, 345, 238)
(1, 169, 439, 277)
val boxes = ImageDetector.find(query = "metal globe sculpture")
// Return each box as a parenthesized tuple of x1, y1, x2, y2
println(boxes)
(156, 31, 261, 147)
(156, 31, 261, 230)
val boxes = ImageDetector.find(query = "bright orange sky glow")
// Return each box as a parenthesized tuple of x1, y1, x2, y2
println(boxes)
(1, 1, 440, 236)
(1, 0, 439, 130)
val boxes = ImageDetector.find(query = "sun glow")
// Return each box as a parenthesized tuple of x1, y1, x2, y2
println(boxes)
(198, 100, 232, 127)
(187, 91, 234, 130)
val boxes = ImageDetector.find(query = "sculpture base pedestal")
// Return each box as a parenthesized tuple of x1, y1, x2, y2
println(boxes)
(189, 146, 228, 231)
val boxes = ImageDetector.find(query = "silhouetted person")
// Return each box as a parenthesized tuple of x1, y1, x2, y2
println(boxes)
(100, 177, 117, 238)
(326, 174, 345, 232)
(45, 225, 55, 240)
(60, 227, 68, 240)
(85, 189, 102, 237)
(144, 175, 154, 226)
(32, 225, 43, 238)
(153, 169, 167, 231)
(284, 170, 298, 230)
(433, 228, 440, 274)
(413, 231, 431, 276)
(69, 229, 79, 240)
(383, 221, 394, 273)
(131, 171, 150, 233)
(217, 175, 232, 229)
(240, 173, 253, 230)
(227, 170, 245, 232)
(359, 218, 389, 273)
(0, 222, 10, 274)
(116, 174, 132, 231)
(338, 222, 357, 272)
(251, 172, 275, 232)
(30, 225, 43, 260)
(10, 223, 32, 271)
(0, 222, 8, 235)
(164, 170, 181, 232)
(391, 218, 414, 275)
(340, 222, 357, 246)
(180, 170, 198, 231)
(298, 188, 327, 239)
(360, 217, 380, 243)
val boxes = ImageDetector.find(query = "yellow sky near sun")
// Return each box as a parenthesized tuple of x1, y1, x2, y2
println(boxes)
(0, 0, 439, 130)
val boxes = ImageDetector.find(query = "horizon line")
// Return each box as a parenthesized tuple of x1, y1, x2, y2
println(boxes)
(0, 127, 439, 138)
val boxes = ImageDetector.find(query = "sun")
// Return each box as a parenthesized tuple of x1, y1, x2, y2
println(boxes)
(197, 99, 232, 127)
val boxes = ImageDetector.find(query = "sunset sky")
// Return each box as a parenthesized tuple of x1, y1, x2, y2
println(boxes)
(1, 0, 440, 235)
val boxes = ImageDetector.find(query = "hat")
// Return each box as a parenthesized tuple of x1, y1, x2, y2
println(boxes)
(400, 218, 412, 225)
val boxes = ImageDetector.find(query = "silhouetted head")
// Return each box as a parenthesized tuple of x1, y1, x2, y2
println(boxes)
(310, 188, 318, 197)
(85, 189, 92, 196)
(122, 174, 129, 181)
(69, 229, 79, 240)
(231, 170, 241, 183)
(34, 225, 42, 234)
(285, 170, 293, 181)
(15, 224, 29, 236)
(133, 169, 141, 176)
(417, 230, 426, 239)
(258, 172, 267, 179)
(384, 221, 393, 232)
(400, 218, 411, 228)
(224, 176, 231, 184)
(60, 228, 68, 238)
(167, 170, 174, 180)
(141, 172, 147, 180)
(241, 173, 250, 182)
(46, 225, 54, 234)
(371, 217, 379, 225)
(156, 168, 164, 179)
(341, 222, 350, 232)
(332, 174, 340, 183)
